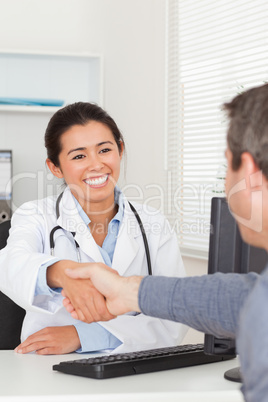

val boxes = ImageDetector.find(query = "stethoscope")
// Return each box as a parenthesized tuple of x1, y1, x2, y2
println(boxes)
(49, 192, 152, 275)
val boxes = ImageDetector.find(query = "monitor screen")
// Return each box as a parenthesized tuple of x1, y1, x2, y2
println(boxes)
(0, 150, 12, 200)
(0, 150, 12, 222)
(204, 197, 268, 381)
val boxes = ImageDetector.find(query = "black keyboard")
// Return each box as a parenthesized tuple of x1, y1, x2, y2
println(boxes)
(53, 343, 235, 379)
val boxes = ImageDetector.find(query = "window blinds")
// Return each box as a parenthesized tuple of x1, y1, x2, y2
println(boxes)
(165, 0, 268, 259)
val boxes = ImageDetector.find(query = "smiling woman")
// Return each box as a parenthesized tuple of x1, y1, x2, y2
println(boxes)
(46, 120, 122, 221)
(0, 102, 188, 356)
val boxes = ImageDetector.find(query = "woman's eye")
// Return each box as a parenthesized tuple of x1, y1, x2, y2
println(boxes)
(72, 154, 85, 160)
(100, 148, 111, 154)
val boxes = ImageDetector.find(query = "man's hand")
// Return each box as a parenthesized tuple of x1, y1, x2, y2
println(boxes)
(47, 260, 116, 323)
(14, 326, 80, 355)
(62, 263, 143, 322)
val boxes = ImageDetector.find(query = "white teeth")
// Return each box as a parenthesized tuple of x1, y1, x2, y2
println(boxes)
(85, 175, 108, 186)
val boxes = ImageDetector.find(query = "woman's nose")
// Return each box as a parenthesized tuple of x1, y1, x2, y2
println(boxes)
(87, 153, 104, 171)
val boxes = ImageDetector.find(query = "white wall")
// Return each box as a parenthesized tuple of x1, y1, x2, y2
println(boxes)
(0, 1, 206, 257)
(0, 0, 207, 344)
(0, 0, 166, 208)
(0, 0, 206, 258)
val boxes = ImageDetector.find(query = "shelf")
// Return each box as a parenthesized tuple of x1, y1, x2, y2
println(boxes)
(0, 50, 103, 212)
(0, 51, 103, 107)
(0, 105, 61, 113)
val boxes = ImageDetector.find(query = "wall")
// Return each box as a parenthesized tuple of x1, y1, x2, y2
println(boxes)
(0, 0, 206, 265)
(0, 0, 207, 344)
(0, 0, 166, 208)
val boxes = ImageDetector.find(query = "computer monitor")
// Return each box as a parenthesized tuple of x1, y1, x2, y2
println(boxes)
(0, 150, 12, 222)
(204, 197, 268, 382)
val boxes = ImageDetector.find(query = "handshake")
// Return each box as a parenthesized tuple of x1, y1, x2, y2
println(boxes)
(62, 263, 143, 323)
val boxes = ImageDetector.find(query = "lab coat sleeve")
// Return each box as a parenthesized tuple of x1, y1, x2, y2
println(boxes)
(99, 214, 189, 353)
(35, 260, 61, 296)
(0, 202, 61, 313)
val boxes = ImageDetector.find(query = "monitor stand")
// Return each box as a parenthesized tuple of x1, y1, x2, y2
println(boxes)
(224, 366, 242, 383)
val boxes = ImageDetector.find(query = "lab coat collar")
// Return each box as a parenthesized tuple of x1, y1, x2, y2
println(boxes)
(57, 186, 126, 231)
(56, 187, 83, 231)
(72, 185, 125, 229)
(56, 187, 104, 263)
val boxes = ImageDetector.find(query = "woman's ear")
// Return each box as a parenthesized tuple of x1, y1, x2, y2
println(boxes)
(46, 159, 63, 179)
(119, 141, 124, 160)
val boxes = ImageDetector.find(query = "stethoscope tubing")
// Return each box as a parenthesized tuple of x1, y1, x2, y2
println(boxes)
(50, 193, 152, 275)
(128, 202, 152, 276)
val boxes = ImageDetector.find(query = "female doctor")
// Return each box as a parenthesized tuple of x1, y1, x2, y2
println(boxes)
(0, 102, 188, 355)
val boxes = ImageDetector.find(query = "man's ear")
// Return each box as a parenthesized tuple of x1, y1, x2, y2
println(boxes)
(241, 152, 263, 188)
(241, 152, 258, 172)
(46, 159, 63, 179)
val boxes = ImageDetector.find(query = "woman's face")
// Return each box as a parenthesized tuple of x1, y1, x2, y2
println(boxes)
(48, 121, 123, 213)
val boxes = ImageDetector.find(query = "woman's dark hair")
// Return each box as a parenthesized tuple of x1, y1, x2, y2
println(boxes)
(45, 102, 125, 166)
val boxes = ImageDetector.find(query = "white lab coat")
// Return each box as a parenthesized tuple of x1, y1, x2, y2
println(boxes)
(0, 187, 188, 353)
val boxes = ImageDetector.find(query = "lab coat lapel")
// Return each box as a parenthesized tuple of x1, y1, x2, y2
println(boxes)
(74, 230, 104, 263)
(112, 202, 140, 276)
(56, 188, 104, 263)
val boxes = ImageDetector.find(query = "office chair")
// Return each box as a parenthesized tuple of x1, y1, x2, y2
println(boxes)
(0, 220, 26, 349)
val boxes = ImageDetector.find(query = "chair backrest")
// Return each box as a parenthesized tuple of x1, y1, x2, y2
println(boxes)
(0, 220, 26, 349)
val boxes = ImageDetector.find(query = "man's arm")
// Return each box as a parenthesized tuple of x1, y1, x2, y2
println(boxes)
(139, 273, 258, 338)
(64, 264, 259, 340)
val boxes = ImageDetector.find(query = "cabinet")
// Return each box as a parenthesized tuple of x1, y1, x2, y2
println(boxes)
(0, 50, 103, 112)
(0, 50, 103, 209)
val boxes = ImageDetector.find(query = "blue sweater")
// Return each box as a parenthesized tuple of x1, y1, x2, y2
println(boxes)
(139, 268, 268, 402)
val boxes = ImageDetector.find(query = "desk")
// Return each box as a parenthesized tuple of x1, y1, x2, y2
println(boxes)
(0, 351, 244, 402)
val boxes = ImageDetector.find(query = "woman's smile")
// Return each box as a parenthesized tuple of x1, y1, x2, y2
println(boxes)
(84, 174, 109, 188)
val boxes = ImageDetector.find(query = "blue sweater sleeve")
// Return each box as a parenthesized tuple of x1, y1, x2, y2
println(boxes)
(138, 272, 259, 338)
(74, 322, 122, 353)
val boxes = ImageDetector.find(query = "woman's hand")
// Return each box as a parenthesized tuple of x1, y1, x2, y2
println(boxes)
(63, 263, 142, 321)
(14, 326, 80, 355)
(47, 260, 116, 323)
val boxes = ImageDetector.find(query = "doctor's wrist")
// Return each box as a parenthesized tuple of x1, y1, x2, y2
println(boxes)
(47, 260, 75, 288)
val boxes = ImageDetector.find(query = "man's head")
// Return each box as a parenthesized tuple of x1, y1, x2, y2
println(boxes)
(224, 84, 268, 179)
(224, 84, 268, 250)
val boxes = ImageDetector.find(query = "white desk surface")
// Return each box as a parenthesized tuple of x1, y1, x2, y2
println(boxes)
(0, 351, 244, 402)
